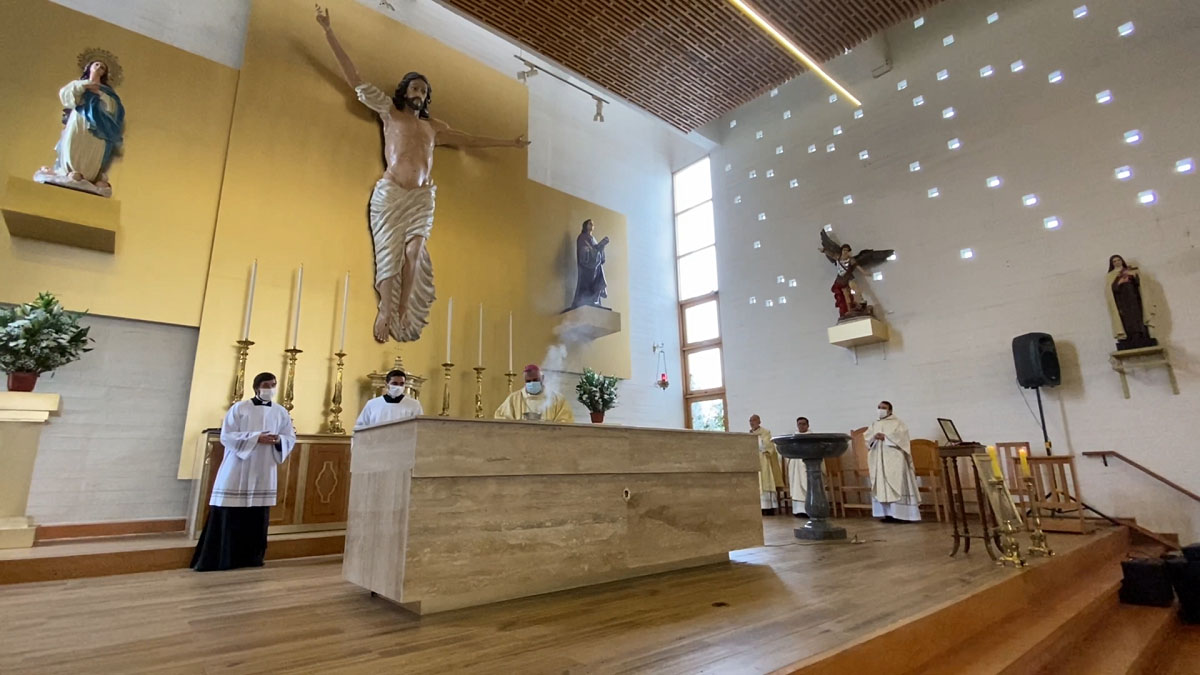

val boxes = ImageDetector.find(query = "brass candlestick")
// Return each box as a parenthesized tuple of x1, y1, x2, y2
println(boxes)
(505, 370, 517, 392)
(327, 351, 347, 434)
(473, 366, 486, 418)
(282, 347, 303, 412)
(229, 339, 254, 407)
(988, 476, 1026, 567)
(439, 362, 454, 417)
(1022, 475, 1054, 557)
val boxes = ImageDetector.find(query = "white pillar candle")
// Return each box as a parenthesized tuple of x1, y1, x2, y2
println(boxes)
(507, 311, 513, 372)
(445, 297, 453, 363)
(477, 303, 484, 367)
(291, 265, 304, 349)
(338, 272, 349, 352)
(241, 260, 257, 341)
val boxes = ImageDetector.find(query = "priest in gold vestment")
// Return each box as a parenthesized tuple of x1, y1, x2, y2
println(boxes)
(494, 364, 575, 423)
(750, 415, 785, 513)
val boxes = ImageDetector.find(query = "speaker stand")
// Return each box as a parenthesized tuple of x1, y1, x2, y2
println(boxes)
(1035, 387, 1052, 456)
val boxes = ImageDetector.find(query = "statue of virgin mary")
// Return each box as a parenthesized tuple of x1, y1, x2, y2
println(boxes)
(34, 49, 125, 198)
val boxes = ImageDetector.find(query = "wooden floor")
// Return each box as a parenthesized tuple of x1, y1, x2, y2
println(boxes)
(0, 516, 1113, 675)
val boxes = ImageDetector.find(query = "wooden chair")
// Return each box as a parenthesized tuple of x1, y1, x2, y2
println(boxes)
(1029, 455, 1093, 534)
(910, 439, 947, 522)
(824, 456, 845, 517)
(996, 441, 1033, 513)
(837, 429, 874, 517)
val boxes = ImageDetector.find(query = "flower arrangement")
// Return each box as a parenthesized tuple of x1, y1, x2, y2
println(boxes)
(1, 293, 93, 390)
(576, 367, 619, 419)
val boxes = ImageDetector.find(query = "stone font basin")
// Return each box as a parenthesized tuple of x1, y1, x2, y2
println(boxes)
(770, 432, 851, 541)
(771, 433, 850, 460)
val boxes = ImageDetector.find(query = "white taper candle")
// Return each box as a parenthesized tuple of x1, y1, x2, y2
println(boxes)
(241, 260, 257, 341)
(291, 265, 303, 349)
(338, 271, 349, 352)
(445, 297, 453, 362)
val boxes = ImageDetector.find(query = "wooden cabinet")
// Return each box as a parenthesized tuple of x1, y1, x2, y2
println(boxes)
(194, 432, 350, 536)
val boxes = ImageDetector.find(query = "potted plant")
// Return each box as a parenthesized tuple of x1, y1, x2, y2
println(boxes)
(576, 367, 619, 424)
(0, 292, 93, 392)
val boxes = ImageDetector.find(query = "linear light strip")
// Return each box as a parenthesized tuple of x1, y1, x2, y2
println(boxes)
(726, 0, 862, 107)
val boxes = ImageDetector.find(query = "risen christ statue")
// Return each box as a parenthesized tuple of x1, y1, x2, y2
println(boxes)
(316, 6, 529, 342)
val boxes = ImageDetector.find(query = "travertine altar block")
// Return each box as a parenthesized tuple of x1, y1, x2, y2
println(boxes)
(343, 417, 762, 614)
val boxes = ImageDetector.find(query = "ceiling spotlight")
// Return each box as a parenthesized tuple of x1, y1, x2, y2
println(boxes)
(593, 97, 605, 123)
(516, 65, 538, 83)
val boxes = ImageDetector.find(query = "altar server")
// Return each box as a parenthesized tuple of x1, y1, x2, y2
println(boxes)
(192, 372, 296, 571)
(750, 414, 785, 514)
(865, 401, 922, 522)
(355, 369, 423, 428)
(787, 416, 812, 516)
(494, 364, 575, 422)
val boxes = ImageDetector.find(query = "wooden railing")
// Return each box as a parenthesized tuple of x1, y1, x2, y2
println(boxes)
(1082, 451, 1200, 503)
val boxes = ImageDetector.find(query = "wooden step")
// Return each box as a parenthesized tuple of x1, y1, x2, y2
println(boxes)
(786, 526, 1130, 675)
(0, 531, 344, 584)
(1154, 624, 1200, 674)
(913, 566, 1123, 675)
(1035, 602, 1176, 675)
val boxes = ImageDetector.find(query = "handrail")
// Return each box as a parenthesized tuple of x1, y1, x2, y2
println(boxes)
(1083, 451, 1200, 503)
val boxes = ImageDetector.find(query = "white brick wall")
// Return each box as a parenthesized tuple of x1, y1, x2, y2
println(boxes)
(712, 0, 1200, 542)
(27, 315, 197, 523)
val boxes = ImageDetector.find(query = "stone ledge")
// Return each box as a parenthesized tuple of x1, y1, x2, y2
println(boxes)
(2, 176, 119, 253)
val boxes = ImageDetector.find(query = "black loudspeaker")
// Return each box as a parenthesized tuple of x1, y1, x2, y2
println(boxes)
(1012, 332, 1061, 388)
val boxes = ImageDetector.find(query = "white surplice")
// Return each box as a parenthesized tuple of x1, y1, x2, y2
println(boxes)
(210, 399, 297, 508)
(786, 430, 813, 514)
(865, 415, 922, 521)
(355, 395, 423, 429)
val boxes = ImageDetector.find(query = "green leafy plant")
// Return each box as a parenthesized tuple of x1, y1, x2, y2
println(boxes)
(0, 293, 93, 374)
(576, 367, 619, 414)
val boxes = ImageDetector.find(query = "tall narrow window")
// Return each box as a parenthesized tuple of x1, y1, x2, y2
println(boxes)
(673, 157, 726, 430)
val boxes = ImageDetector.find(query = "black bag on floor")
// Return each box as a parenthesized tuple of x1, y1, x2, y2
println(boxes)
(1119, 557, 1175, 607)
(1167, 544, 1200, 624)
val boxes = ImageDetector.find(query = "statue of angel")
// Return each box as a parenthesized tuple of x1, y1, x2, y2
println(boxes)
(819, 229, 893, 320)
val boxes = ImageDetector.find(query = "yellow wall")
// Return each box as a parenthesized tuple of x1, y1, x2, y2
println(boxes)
(176, 0, 630, 477)
(0, 0, 238, 326)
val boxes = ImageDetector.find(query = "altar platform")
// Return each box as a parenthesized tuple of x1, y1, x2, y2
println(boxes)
(0, 516, 1159, 674)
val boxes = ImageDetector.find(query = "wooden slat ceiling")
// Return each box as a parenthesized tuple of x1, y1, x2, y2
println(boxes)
(437, 0, 947, 131)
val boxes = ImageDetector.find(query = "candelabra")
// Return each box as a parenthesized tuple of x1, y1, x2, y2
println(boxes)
(504, 370, 517, 392)
(439, 362, 454, 417)
(1022, 476, 1055, 557)
(229, 339, 254, 407)
(327, 351, 347, 434)
(473, 366, 486, 418)
(987, 476, 1026, 567)
(282, 347, 303, 412)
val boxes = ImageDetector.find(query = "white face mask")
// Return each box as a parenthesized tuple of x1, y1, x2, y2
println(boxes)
(387, 384, 405, 398)
(258, 388, 276, 402)
(877, 408, 888, 419)
(525, 381, 543, 396)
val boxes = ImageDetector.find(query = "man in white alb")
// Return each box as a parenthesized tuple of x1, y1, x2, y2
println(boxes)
(864, 400, 921, 522)
(355, 369, 423, 428)
(192, 372, 297, 571)
(787, 416, 812, 517)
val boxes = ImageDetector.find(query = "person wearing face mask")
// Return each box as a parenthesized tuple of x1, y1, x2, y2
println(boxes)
(863, 400, 921, 522)
(355, 369, 423, 428)
(493, 364, 575, 423)
(749, 414, 786, 515)
(192, 372, 297, 571)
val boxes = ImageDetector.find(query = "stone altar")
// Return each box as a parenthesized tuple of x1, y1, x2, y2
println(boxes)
(343, 417, 763, 614)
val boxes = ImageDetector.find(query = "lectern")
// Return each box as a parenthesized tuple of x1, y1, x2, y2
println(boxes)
(0, 392, 61, 548)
